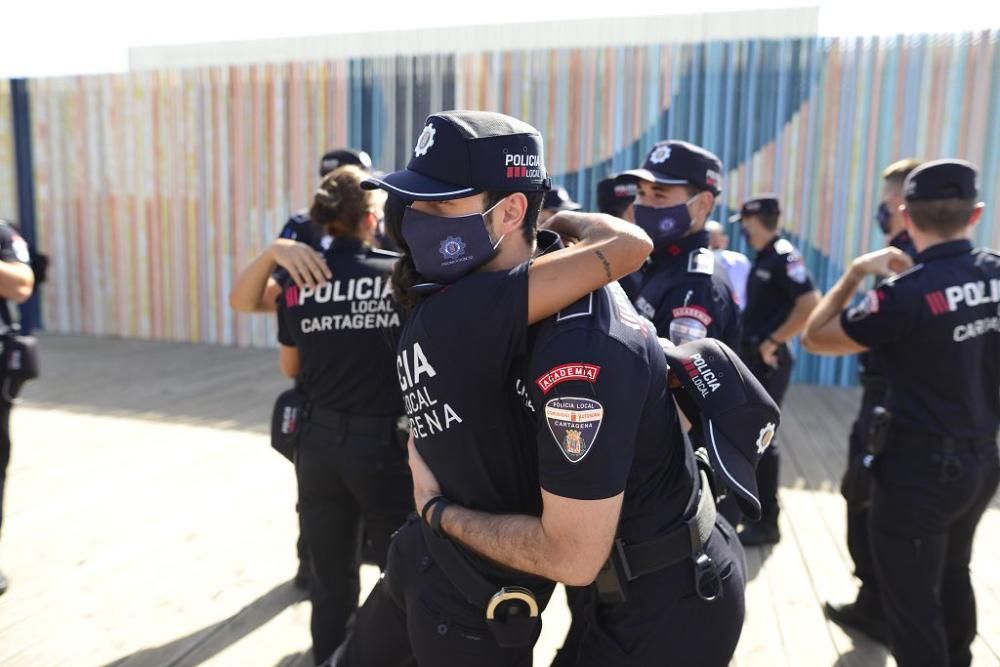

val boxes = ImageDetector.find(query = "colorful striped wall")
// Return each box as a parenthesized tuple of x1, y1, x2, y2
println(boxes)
(0, 81, 16, 221)
(7, 31, 1000, 385)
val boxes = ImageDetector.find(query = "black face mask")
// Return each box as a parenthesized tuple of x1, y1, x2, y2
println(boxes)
(400, 199, 506, 286)
(876, 202, 892, 235)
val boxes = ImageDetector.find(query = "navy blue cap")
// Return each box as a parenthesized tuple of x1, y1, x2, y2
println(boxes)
(729, 195, 781, 223)
(904, 159, 978, 202)
(618, 140, 723, 196)
(543, 186, 581, 212)
(319, 148, 373, 177)
(363, 110, 550, 201)
(662, 338, 780, 521)
(596, 175, 637, 214)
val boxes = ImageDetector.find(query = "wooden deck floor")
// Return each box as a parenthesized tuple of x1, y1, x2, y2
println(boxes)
(0, 334, 997, 666)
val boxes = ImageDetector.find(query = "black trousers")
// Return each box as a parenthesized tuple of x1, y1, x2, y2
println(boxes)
(551, 518, 747, 667)
(0, 401, 10, 541)
(743, 344, 793, 523)
(338, 517, 553, 667)
(869, 431, 999, 667)
(841, 384, 885, 614)
(296, 416, 413, 665)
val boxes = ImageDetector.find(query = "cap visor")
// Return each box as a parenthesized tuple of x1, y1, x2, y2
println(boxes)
(554, 202, 582, 212)
(705, 417, 762, 521)
(727, 213, 743, 224)
(362, 170, 480, 202)
(618, 168, 690, 186)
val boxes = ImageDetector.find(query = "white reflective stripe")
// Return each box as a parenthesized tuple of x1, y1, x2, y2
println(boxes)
(364, 177, 475, 198)
(708, 419, 761, 513)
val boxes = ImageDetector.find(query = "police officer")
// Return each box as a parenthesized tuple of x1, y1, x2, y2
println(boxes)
(331, 110, 652, 666)
(620, 141, 741, 349)
(0, 219, 34, 596)
(823, 158, 922, 642)
(729, 195, 819, 545)
(230, 165, 411, 665)
(406, 231, 754, 665)
(803, 159, 999, 667)
(538, 186, 582, 225)
(230, 149, 374, 589)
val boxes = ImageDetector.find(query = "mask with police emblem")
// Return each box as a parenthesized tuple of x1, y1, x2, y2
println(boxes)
(400, 199, 505, 287)
(633, 197, 697, 247)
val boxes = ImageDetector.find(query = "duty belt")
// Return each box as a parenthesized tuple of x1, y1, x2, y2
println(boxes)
(596, 470, 720, 604)
(419, 521, 542, 649)
(308, 407, 398, 437)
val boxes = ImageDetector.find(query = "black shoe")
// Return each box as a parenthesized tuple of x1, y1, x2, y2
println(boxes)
(294, 561, 309, 590)
(737, 521, 780, 546)
(824, 600, 887, 645)
(0, 569, 8, 596)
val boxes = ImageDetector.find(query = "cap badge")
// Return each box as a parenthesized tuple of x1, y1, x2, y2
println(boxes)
(649, 145, 671, 164)
(756, 422, 776, 454)
(439, 236, 467, 260)
(414, 123, 436, 157)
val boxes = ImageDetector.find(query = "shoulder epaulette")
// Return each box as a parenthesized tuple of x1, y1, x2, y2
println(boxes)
(687, 247, 715, 275)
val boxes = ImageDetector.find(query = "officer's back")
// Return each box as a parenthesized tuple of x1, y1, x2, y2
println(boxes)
(277, 170, 403, 417)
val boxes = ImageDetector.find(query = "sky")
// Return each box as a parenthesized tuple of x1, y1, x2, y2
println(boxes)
(2, 0, 999, 78)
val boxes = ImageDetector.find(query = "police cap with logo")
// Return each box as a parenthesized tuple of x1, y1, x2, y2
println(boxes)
(319, 148, 373, 178)
(362, 110, 550, 201)
(543, 186, 582, 212)
(596, 175, 637, 214)
(728, 195, 781, 223)
(662, 338, 780, 521)
(903, 159, 978, 202)
(618, 140, 723, 196)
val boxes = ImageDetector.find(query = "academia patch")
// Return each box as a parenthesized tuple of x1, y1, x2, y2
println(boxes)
(544, 397, 604, 464)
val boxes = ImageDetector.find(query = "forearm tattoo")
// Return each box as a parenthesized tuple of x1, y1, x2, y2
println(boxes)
(595, 249, 612, 279)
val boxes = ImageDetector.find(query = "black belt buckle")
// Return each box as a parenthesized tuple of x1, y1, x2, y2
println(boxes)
(484, 586, 541, 648)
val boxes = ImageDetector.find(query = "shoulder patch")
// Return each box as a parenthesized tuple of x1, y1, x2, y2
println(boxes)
(774, 238, 796, 255)
(687, 248, 715, 275)
(556, 292, 595, 322)
(535, 363, 601, 394)
(882, 263, 925, 286)
(544, 397, 604, 464)
(846, 289, 883, 322)
(786, 257, 809, 284)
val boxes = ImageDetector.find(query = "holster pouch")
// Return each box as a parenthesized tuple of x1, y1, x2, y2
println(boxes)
(419, 522, 541, 649)
(865, 406, 892, 465)
(484, 587, 542, 648)
(594, 543, 630, 604)
(270, 387, 308, 462)
(0, 333, 39, 403)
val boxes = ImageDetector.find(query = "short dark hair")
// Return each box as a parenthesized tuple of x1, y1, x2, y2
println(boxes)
(882, 159, 923, 188)
(906, 198, 976, 236)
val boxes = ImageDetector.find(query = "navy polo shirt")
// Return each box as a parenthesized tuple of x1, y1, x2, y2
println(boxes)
(516, 232, 695, 544)
(742, 235, 816, 342)
(632, 230, 741, 349)
(277, 237, 404, 417)
(841, 239, 1000, 438)
(398, 262, 543, 518)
